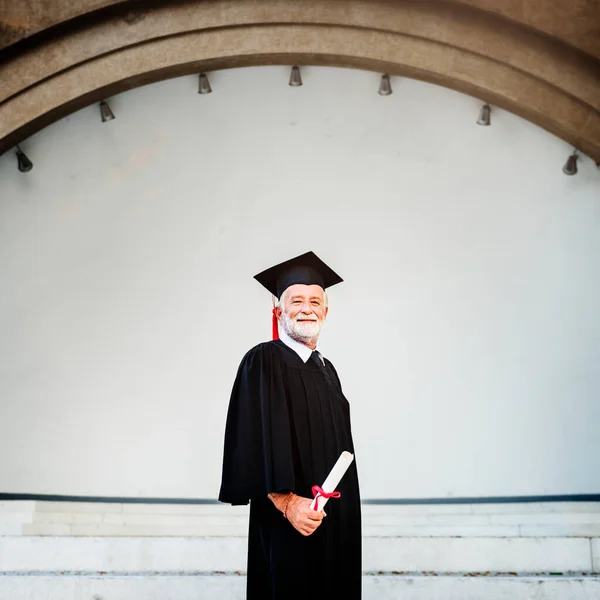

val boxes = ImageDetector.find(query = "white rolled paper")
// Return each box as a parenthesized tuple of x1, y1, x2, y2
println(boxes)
(310, 451, 354, 512)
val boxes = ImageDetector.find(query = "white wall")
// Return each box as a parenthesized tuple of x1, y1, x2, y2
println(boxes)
(0, 66, 598, 500)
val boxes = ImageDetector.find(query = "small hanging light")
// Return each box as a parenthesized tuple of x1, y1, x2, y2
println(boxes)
(289, 66, 303, 87)
(562, 151, 579, 176)
(16, 146, 33, 172)
(198, 73, 212, 94)
(477, 103, 491, 126)
(378, 74, 392, 96)
(99, 100, 115, 122)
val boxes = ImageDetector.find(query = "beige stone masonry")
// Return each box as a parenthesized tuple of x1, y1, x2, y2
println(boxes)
(0, 0, 598, 160)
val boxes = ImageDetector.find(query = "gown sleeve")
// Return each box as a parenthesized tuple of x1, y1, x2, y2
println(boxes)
(218, 343, 296, 505)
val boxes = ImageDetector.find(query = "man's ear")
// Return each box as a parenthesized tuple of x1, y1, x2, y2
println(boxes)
(324, 306, 329, 319)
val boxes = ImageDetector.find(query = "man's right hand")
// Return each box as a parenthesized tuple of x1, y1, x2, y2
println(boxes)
(285, 494, 326, 536)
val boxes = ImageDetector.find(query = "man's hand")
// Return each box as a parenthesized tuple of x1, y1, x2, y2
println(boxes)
(285, 494, 326, 536)
(268, 492, 326, 536)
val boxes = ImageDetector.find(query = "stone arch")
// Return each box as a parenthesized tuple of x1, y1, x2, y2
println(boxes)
(1, 0, 599, 160)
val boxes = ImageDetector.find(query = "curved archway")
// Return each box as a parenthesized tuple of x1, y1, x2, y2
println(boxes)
(1, 0, 599, 160)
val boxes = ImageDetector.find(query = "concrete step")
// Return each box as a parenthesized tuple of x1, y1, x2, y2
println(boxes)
(2, 501, 600, 537)
(0, 574, 598, 600)
(9, 522, 600, 538)
(1, 536, 598, 573)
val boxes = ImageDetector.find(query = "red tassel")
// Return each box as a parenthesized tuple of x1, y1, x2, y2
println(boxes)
(272, 308, 279, 340)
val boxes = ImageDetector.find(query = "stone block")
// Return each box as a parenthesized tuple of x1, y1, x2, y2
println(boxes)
(34, 501, 122, 514)
(362, 537, 593, 573)
(0, 537, 248, 572)
(0, 511, 34, 524)
(363, 513, 491, 526)
(66, 523, 248, 537)
(468, 502, 600, 515)
(33, 512, 103, 525)
(361, 504, 474, 516)
(0, 523, 23, 535)
(519, 524, 600, 538)
(101, 513, 247, 526)
(0, 501, 35, 513)
(120, 503, 248, 515)
(363, 524, 520, 537)
(21, 523, 72, 536)
(592, 539, 600, 572)
(490, 512, 600, 526)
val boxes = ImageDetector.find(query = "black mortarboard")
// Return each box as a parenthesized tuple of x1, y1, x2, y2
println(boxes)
(254, 251, 343, 299)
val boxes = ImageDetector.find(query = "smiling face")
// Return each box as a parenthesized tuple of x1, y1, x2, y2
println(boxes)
(276, 283, 328, 349)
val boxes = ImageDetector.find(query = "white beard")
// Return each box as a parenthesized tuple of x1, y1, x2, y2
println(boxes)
(282, 312, 322, 343)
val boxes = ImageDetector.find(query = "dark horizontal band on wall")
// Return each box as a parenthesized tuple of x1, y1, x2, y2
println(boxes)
(1, 570, 597, 577)
(1, 493, 599, 505)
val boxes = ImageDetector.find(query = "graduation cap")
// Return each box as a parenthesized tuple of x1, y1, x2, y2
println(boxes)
(254, 251, 343, 340)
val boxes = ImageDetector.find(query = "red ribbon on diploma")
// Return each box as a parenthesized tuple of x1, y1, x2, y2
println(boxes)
(311, 485, 341, 511)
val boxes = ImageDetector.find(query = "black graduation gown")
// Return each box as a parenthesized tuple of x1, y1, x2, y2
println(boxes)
(219, 340, 362, 599)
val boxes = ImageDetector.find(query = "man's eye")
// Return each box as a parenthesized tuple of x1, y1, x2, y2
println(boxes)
(311, 301, 321, 306)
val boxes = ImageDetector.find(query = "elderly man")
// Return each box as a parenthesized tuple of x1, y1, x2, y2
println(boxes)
(219, 251, 362, 599)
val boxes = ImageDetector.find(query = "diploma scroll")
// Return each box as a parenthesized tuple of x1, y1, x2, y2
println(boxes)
(310, 451, 354, 512)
